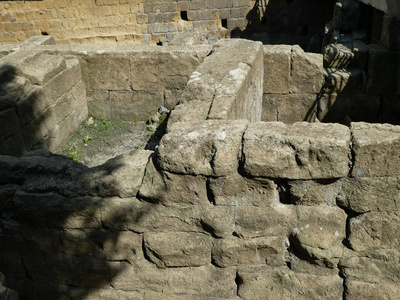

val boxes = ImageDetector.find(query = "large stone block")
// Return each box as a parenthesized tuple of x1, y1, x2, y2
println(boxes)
(111, 261, 237, 297)
(288, 179, 343, 206)
(129, 49, 201, 91)
(139, 154, 208, 206)
(235, 205, 296, 238)
(345, 280, 400, 300)
(109, 90, 163, 121)
(262, 93, 318, 124)
(263, 45, 291, 94)
(338, 176, 400, 213)
(157, 119, 248, 176)
(291, 45, 324, 94)
(209, 174, 278, 207)
(237, 266, 343, 300)
(243, 122, 351, 179)
(212, 236, 287, 268)
(144, 232, 211, 268)
(351, 122, 400, 177)
(348, 211, 400, 252)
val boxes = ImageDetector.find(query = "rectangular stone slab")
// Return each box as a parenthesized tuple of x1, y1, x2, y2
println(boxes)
(243, 122, 351, 179)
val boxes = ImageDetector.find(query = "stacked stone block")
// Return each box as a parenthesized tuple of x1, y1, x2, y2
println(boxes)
(0, 0, 255, 45)
(2, 119, 400, 299)
(0, 37, 87, 156)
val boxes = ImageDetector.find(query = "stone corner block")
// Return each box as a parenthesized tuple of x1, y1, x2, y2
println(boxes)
(351, 122, 400, 177)
(158, 119, 249, 176)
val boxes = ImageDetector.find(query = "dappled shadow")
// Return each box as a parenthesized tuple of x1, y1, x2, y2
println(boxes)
(0, 148, 157, 299)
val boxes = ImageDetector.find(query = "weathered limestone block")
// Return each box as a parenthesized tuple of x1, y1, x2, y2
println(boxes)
(291, 205, 347, 266)
(288, 179, 343, 206)
(138, 154, 208, 205)
(291, 45, 324, 94)
(209, 174, 278, 206)
(243, 122, 351, 179)
(237, 266, 343, 300)
(318, 93, 380, 123)
(75, 149, 152, 198)
(263, 45, 291, 94)
(208, 41, 263, 122)
(144, 232, 211, 268)
(109, 90, 164, 121)
(338, 176, 400, 213)
(17, 53, 66, 86)
(235, 205, 296, 238)
(340, 253, 400, 285)
(345, 280, 400, 300)
(110, 261, 237, 297)
(262, 94, 318, 123)
(101, 197, 235, 238)
(167, 100, 211, 126)
(351, 122, 400, 177)
(348, 211, 400, 252)
(83, 53, 131, 91)
(129, 49, 202, 91)
(157, 119, 248, 176)
(172, 39, 263, 125)
(366, 44, 400, 94)
(212, 236, 287, 268)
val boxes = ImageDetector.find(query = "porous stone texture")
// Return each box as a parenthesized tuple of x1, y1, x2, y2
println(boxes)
(169, 39, 263, 126)
(242, 122, 351, 179)
(3, 121, 400, 299)
(0, 48, 87, 156)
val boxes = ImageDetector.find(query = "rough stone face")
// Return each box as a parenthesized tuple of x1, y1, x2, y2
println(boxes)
(291, 45, 324, 94)
(237, 266, 343, 300)
(348, 211, 400, 252)
(263, 45, 291, 94)
(338, 176, 400, 213)
(209, 174, 278, 207)
(157, 119, 248, 176)
(351, 122, 400, 177)
(288, 179, 343, 206)
(243, 122, 351, 179)
(345, 280, 400, 300)
(262, 93, 318, 123)
(138, 154, 208, 206)
(0, 273, 18, 300)
(212, 236, 287, 268)
(144, 232, 211, 268)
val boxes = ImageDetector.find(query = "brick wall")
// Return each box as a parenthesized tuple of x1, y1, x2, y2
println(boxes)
(0, 0, 255, 45)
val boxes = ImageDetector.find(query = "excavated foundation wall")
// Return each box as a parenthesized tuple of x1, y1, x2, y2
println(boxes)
(1, 37, 400, 299)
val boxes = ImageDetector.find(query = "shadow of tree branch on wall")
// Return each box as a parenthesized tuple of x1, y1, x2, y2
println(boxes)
(0, 148, 159, 299)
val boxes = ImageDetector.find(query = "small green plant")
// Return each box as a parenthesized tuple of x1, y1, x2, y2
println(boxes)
(67, 141, 80, 162)
(131, 118, 136, 129)
(101, 119, 113, 130)
(83, 135, 93, 144)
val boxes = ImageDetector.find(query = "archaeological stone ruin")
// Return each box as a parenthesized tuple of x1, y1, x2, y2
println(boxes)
(0, 0, 400, 299)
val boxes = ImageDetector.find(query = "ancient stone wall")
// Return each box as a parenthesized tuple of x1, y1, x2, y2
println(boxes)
(0, 36, 87, 156)
(2, 118, 400, 299)
(0, 0, 255, 45)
